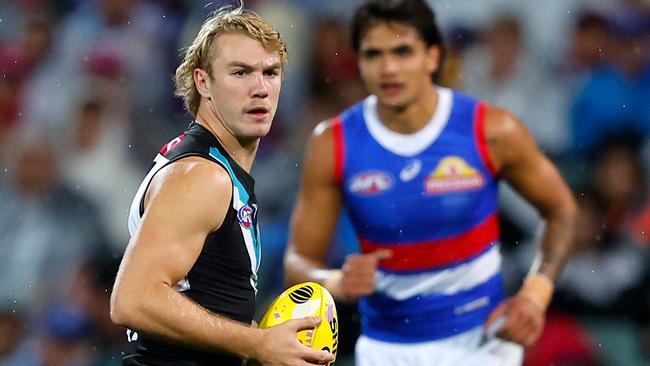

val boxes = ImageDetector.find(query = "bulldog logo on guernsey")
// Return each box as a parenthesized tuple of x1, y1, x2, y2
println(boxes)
(349, 171, 393, 195)
(425, 156, 484, 194)
(237, 205, 254, 229)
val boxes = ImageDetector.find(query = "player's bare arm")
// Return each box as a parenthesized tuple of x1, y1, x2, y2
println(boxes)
(285, 121, 390, 302)
(483, 106, 578, 346)
(285, 121, 343, 295)
(111, 157, 263, 356)
(111, 157, 333, 365)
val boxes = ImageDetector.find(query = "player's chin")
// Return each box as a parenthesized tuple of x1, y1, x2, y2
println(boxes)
(248, 125, 273, 139)
(377, 94, 409, 109)
(243, 120, 273, 137)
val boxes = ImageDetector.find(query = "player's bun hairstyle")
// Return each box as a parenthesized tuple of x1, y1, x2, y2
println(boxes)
(351, 0, 444, 82)
(174, 0, 287, 117)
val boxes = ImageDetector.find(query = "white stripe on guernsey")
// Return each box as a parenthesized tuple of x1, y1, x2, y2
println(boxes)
(174, 277, 190, 292)
(374, 244, 501, 300)
(127, 154, 170, 236)
(363, 87, 453, 157)
(232, 186, 258, 294)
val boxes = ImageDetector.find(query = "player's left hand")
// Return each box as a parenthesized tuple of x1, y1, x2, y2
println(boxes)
(485, 294, 545, 347)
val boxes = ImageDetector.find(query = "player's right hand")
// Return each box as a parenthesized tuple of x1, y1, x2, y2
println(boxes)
(340, 249, 391, 301)
(249, 316, 335, 366)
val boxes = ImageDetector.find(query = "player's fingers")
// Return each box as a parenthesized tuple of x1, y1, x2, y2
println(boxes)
(288, 316, 322, 332)
(502, 307, 537, 344)
(517, 313, 542, 346)
(523, 324, 543, 347)
(370, 249, 392, 261)
(485, 303, 508, 330)
(496, 309, 522, 341)
(301, 348, 336, 365)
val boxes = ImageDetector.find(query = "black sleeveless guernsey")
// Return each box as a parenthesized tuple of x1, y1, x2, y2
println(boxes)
(123, 122, 260, 366)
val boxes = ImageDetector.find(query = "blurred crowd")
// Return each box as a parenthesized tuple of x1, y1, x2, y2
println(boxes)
(1, 0, 650, 365)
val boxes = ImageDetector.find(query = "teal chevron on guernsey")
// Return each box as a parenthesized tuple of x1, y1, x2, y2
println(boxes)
(209, 147, 262, 274)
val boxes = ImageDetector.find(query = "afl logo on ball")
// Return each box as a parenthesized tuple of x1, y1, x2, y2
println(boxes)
(288, 285, 314, 304)
(237, 205, 254, 229)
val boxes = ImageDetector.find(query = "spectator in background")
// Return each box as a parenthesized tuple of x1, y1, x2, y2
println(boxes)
(21, 0, 174, 166)
(0, 307, 25, 364)
(551, 189, 650, 366)
(439, 25, 477, 89)
(462, 14, 569, 155)
(0, 15, 54, 141)
(300, 17, 365, 129)
(0, 132, 109, 363)
(570, 9, 650, 154)
(1, 300, 96, 366)
(554, 189, 647, 317)
(59, 54, 142, 249)
(0, 132, 109, 315)
(568, 11, 609, 77)
(67, 251, 124, 365)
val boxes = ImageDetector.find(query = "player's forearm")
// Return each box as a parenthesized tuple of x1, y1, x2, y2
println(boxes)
(110, 282, 262, 359)
(516, 205, 576, 311)
(284, 250, 346, 300)
(536, 207, 577, 282)
(284, 249, 330, 285)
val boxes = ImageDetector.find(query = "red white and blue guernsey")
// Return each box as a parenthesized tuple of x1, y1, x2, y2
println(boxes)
(333, 87, 502, 343)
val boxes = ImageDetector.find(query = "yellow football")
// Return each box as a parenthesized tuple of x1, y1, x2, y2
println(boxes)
(259, 282, 338, 360)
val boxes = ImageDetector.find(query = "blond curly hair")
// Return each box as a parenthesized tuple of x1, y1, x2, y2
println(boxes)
(174, 2, 287, 117)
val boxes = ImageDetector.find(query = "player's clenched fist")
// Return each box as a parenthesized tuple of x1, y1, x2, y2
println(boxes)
(327, 249, 391, 302)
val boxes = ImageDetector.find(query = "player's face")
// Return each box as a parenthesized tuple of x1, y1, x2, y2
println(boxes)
(358, 22, 439, 109)
(205, 33, 282, 141)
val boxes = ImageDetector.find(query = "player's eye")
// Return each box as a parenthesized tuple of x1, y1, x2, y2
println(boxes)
(394, 46, 413, 56)
(361, 49, 381, 60)
(264, 68, 280, 77)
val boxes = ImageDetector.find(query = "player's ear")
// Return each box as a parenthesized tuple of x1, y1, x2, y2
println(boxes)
(193, 68, 212, 98)
(426, 45, 441, 74)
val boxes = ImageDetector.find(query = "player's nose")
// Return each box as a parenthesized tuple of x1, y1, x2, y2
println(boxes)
(251, 73, 269, 98)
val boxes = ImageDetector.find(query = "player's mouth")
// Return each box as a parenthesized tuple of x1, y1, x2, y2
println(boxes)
(380, 82, 404, 95)
(246, 106, 270, 121)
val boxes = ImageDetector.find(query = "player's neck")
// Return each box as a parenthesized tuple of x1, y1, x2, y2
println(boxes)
(195, 110, 259, 173)
(376, 84, 438, 134)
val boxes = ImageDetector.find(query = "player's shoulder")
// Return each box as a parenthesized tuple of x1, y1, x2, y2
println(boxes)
(312, 97, 366, 137)
(313, 118, 339, 138)
(482, 104, 528, 142)
(151, 157, 232, 204)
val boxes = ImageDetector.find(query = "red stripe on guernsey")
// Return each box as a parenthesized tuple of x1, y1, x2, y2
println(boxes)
(474, 103, 497, 176)
(360, 214, 500, 271)
(332, 116, 345, 185)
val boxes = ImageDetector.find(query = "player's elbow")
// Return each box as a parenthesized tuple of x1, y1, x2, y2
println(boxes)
(109, 291, 128, 327)
(543, 190, 579, 223)
(558, 194, 579, 224)
(110, 283, 139, 327)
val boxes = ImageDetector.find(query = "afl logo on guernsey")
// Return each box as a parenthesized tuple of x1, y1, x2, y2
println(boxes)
(349, 171, 393, 195)
(425, 156, 484, 194)
(237, 204, 255, 229)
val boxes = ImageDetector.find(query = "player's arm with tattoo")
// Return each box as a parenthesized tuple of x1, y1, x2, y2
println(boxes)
(483, 106, 577, 346)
